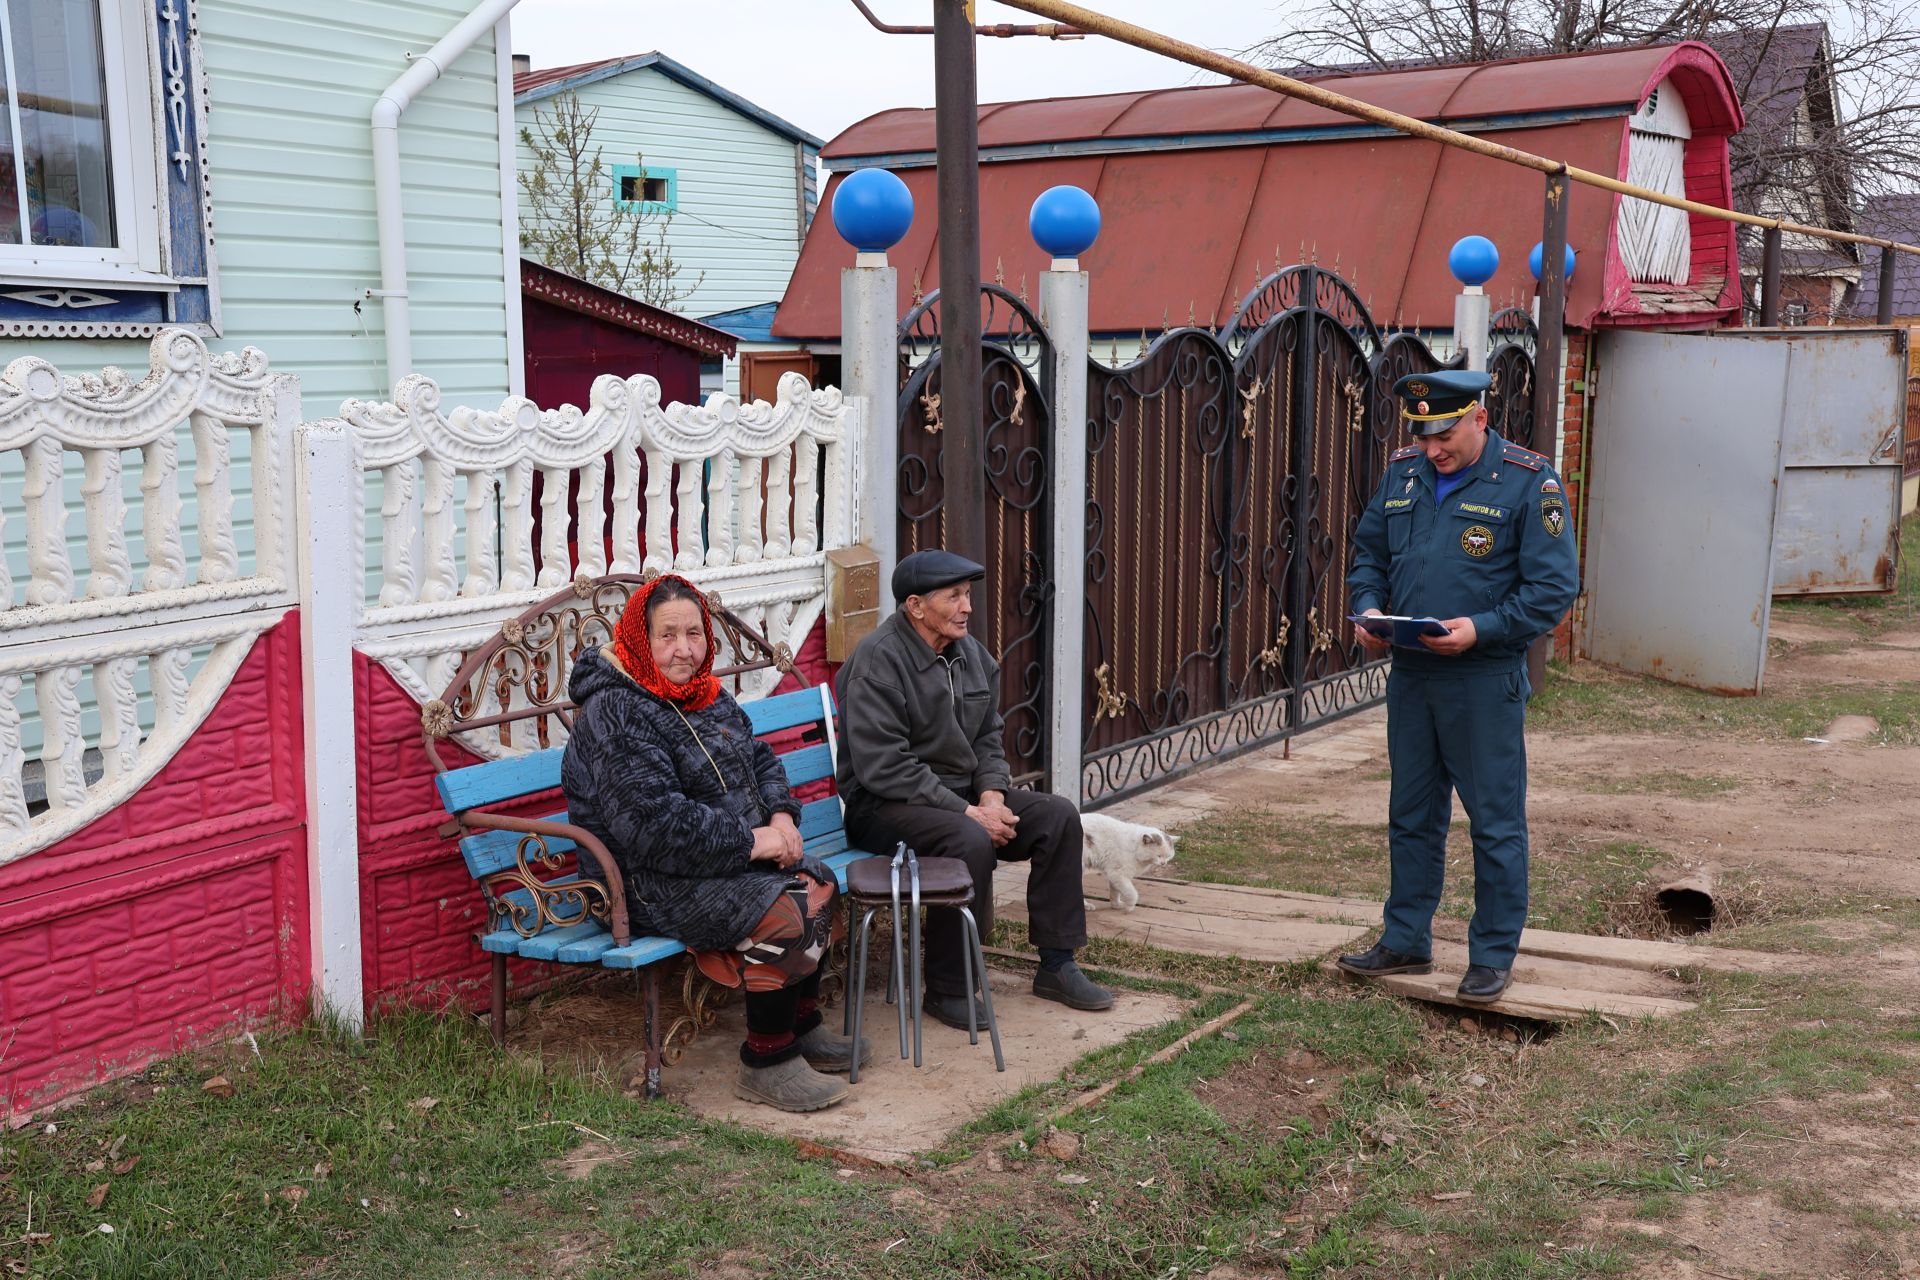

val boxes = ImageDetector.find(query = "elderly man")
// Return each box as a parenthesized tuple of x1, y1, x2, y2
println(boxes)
(1338, 370, 1580, 1004)
(836, 549, 1113, 1027)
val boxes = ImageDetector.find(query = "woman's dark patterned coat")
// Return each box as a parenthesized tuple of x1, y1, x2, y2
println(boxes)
(561, 646, 816, 951)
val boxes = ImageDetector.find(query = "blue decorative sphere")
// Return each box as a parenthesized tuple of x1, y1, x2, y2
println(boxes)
(1448, 235, 1500, 287)
(1029, 185, 1101, 258)
(1529, 241, 1577, 281)
(832, 169, 914, 253)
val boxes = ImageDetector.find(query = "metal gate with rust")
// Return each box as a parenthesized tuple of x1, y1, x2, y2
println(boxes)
(897, 285, 1055, 788)
(898, 265, 1537, 804)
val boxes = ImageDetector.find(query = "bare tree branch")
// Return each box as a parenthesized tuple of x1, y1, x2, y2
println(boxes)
(517, 93, 704, 310)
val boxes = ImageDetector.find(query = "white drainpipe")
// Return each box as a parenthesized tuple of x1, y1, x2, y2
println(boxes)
(371, 0, 525, 390)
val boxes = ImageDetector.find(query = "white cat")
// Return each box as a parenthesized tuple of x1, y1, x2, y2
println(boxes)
(1080, 812, 1178, 912)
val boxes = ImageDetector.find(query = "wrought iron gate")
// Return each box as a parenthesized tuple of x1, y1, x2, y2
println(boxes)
(894, 266, 1536, 804)
(1081, 266, 1536, 804)
(897, 285, 1054, 787)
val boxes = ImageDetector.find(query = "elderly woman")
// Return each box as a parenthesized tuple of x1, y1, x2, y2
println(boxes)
(562, 574, 867, 1113)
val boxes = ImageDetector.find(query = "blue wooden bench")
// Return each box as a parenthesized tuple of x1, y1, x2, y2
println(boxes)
(419, 576, 874, 1097)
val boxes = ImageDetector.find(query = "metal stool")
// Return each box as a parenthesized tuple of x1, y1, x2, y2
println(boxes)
(842, 842, 1003, 1083)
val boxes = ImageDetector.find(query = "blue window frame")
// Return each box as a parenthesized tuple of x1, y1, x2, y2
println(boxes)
(612, 164, 676, 214)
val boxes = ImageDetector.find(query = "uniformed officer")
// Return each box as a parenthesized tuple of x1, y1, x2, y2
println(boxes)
(1336, 370, 1580, 1003)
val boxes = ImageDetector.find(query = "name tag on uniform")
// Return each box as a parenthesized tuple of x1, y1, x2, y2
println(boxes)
(1384, 497, 1415, 511)
(1455, 502, 1509, 521)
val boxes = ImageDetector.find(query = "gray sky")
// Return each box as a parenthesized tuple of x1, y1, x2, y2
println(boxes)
(510, 1, 1297, 145)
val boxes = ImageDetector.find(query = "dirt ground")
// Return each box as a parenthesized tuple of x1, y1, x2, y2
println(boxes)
(1110, 611, 1920, 901)
(1096, 605, 1920, 1278)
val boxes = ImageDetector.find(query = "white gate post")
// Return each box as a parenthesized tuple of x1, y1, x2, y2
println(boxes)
(1455, 287, 1491, 371)
(1041, 260, 1090, 807)
(842, 252, 899, 615)
(296, 422, 365, 1031)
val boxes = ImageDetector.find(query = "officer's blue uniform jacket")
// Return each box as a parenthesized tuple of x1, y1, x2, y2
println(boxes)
(1347, 430, 1579, 970)
(1349, 431, 1579, 668)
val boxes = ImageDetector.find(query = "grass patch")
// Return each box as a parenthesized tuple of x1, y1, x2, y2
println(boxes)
(1531, 663, 1920, 745)
(6, 961, 1919, 1278)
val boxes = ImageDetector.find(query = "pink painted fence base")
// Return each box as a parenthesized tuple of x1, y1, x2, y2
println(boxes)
(0, 616, 309, 1119)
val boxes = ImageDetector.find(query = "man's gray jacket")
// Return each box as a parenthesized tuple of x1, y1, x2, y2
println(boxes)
(834, 611, 1010, 816)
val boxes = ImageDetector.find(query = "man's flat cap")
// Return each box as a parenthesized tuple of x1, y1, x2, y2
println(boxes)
(1393, 369, 1491, 436)
(892, 548, 985, 602)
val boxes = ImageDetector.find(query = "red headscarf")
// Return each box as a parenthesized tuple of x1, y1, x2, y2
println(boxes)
(609, 574, 722, 712)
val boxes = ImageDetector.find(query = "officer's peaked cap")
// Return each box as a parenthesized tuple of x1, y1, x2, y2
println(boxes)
(1393, 370, 1491, 436)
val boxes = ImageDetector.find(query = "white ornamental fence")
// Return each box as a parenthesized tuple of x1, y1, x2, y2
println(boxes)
(303, 368, 861, 757)
(0, 332, 300, 864)
(0, 326, 865, 878)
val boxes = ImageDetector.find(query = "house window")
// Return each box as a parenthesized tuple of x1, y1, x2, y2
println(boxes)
(1784, 301, 1809, 326)
(612, 163, 676, 213)
(0, 0, 218, 337)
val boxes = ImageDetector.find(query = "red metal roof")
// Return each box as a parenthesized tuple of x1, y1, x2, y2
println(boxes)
(522, 260, 736, 359)
(823, 44, 1738, 160)
(774, 43, 1744, 338)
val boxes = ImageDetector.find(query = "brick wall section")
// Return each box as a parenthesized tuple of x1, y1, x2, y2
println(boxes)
(1555, 330, 1590, 659)
(0, 615, 308, 1119)
(356, 619, 834, 1013)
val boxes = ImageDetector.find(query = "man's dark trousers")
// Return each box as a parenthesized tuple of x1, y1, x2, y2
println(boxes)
(845, 789, 1088, 997)
(1382, 664, 1532, 969)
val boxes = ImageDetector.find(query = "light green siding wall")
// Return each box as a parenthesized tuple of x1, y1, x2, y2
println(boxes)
(516, 65, 809, 320)
(0, 0, 514, 408)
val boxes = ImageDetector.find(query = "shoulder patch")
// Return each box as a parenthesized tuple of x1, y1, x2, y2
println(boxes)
(1501, 447, 1543, 472)
(1390, 445, 1422, 461)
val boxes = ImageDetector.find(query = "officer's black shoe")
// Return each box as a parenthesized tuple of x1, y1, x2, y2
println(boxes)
(1335, 942, 1434, 977)
(1456, 964, 1513, 1003)
(923, 991, 991, 1031)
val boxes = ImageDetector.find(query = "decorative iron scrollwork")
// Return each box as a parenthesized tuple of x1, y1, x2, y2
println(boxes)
(920, 389, 944, 434)
(420, 698, 454, 740)
(1092, 662, 1127, 723)
(485, 832, 611, 939)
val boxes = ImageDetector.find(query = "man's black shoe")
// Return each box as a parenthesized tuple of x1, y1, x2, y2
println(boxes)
(1033, 961, 1115, 1011)
(1335, 942, 1434, 977)
(1456, 964, 1512, 1003)
(923, 991, 990, 1031)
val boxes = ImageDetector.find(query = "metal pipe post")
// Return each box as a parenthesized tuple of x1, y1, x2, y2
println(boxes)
(1529, 173, 1569, 688)
(1878, 245, 1898, 325)
(1760, 226, 1783, 325)
(1532, 173, 1568, 449)
(934, 0, 986, 563)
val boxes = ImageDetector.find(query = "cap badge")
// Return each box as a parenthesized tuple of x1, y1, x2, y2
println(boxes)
(1406, 380, 1429, 397)
(1416, 400, 1429, 415)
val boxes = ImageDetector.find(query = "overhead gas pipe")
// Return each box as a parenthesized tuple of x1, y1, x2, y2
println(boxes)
(988, 0, 1920, 262)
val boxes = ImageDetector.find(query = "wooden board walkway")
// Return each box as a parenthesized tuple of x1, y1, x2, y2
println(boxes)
(992, 867, 1792, 1022)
